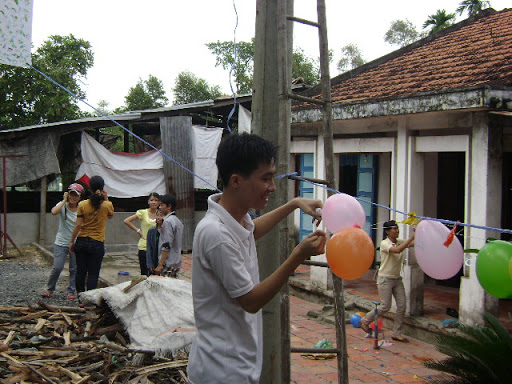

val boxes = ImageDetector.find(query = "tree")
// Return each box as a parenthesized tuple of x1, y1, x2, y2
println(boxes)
(172, 71, 224, 105)
(206, 40, 255, 94)
(206, 39, 324, 91)
(292, 48, 321, 85)
(0, 34, 94, 130)
(384, 19, 420, 47)
(456, 0, 491, 17)
(337, 43, 366, 73)
(121, 74, 168, 111)
(423, 9, 457, 35)
(424, 312, 512, 384)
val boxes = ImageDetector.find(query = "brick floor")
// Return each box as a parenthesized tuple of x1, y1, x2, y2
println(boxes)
(178, 253, 449, 383)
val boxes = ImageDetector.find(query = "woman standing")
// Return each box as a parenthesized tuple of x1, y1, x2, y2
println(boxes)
(41, 183, 84, 300)
(123, 192, 160, 275)
(69, 176, 114, 294)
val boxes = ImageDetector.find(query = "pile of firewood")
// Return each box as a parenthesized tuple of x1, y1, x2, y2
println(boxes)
(0, 301, 189, 384)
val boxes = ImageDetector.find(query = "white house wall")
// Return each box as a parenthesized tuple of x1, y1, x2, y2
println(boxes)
(291, 108, 508, 323)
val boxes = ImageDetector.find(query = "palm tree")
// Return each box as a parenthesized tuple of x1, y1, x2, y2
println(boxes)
(457, 0, 491, 17)
(424, 312, 512, 384)
(423, 9, 457, 35)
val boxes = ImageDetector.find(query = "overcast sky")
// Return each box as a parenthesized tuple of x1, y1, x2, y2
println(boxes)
(31, 0, 510, 112)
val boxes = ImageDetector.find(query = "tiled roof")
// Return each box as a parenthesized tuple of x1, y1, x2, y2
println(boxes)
(300, 8, 512, 107)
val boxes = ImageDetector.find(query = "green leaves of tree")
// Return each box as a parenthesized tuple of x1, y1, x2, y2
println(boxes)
(172, 71, 223, 106)
(0, 34, 94, 130)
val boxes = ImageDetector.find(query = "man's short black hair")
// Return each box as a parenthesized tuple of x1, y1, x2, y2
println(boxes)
(216, 133, 276, 186)
(160, 194, 177, 210)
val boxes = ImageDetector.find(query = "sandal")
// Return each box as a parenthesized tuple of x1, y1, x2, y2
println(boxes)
(41, 291, 52, 298)
(391, 335, 409, 342)
(66, 294, 76, 300)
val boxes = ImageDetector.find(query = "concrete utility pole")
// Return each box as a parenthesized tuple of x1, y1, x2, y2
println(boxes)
(252, 0, 294, 382)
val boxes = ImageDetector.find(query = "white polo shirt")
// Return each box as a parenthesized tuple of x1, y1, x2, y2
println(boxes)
(188, 193, 262, 384)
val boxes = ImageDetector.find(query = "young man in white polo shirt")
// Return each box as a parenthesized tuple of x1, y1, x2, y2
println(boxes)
(187, 133, 326, 384)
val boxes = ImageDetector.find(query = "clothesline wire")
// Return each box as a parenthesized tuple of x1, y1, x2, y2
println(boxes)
(282, 173, 512, 235)
(29, 64, 222, 193)
(26, 66, 512, 237)
(226, 0, 239, 133)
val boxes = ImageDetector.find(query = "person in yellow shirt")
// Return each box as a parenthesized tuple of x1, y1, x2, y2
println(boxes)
(360, 220, 414, 342)
(69, 176, 114, 294)
(123, 192, 160, 276)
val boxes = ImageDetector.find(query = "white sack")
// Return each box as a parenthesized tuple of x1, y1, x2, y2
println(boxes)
(80, 277, 195, 353)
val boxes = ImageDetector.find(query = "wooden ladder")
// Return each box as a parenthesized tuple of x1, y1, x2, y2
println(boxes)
(286, 1, 349, 383)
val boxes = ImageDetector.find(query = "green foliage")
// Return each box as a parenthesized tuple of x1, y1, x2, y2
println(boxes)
(0, 34, 94, 130)
(457, 0, 491, 17)
(292, 48, 321, 85)
(206, 40, 255, 94)
(336, 43, 366, 73)
(121, 74, 168, 111)
(424, 312, 512, 384)
(423, 10, 457, 35)
(172, 71, 224, 105)
(206, 39, 323, 92)
(384, 19, 420, 47)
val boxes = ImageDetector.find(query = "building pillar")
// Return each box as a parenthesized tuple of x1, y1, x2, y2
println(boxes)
(459, 112, 501, 326)
(403, 137, 424, 316)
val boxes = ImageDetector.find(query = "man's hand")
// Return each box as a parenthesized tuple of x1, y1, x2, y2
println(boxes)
(154, 265, 163, 275)
(69, 242, 75, 253)
(295, 229, 327, 259)
(294, 197, 323, 226)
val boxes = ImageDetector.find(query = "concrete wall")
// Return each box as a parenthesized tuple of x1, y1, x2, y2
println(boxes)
(8, 210, 209, 253)
(8, 212, 141, 252)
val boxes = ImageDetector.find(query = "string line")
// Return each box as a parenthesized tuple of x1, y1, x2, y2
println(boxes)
(226, 0, 239, 133)
(29, 64, 221, 193)
(24, 68, 512, 236)
(283, 173, 512, 235)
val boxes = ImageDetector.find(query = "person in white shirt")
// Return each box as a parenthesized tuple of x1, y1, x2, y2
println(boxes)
(360, 220, 415, 342)
(187, 133, 326, 384)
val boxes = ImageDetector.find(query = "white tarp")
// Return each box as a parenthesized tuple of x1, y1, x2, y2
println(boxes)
(191, 125, 223, 190)
(80, 277, 196, 353)
(76, 132, 166, 198)
(0, 0, 33, 67)
(238, 105, 251, 134)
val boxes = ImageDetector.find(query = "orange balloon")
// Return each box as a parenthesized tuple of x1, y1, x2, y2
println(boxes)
(326, 227, 374, 279)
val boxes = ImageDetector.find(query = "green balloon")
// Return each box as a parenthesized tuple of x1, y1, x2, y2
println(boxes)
(476, 240, 512, 299)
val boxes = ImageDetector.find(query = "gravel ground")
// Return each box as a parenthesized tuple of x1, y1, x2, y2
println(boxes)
(0, 246, 79, 308)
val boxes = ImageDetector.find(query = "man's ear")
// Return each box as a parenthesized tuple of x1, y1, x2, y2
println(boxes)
(229, 173, 241, 189)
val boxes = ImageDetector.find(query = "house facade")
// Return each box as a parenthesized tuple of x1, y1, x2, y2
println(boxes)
(290, 8, 512, 326)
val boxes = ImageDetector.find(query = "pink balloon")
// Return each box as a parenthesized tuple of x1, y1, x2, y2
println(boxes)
(414, 220, 464, 280)
(322, 193, 366, 234)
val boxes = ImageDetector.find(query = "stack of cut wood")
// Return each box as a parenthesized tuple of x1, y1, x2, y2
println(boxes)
(0, 301, 189, 384)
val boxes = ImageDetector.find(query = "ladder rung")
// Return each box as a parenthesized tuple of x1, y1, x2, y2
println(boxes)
(302, 260, 328, 268)
(287, 93, 325, 106)
(286, 15, 320, 28)
(291, 347, 339, 354)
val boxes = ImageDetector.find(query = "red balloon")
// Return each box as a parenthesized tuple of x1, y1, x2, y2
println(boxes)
(326, 227, 374, 279)
(369, 318, 383, 331)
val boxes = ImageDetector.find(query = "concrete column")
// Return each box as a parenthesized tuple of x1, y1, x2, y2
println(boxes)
(403, 137, 424, 316)
(310, 136, 330, 290)
(459, 112, 501, 326)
